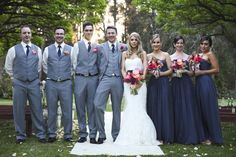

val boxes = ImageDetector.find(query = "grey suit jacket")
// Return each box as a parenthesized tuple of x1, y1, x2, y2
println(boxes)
(97, 41, 127, 80)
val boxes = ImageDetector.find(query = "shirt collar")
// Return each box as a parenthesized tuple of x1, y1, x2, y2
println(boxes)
(83, 38, 91, 45)
(21, 41, 32, 48)
(108, 41, 116, 49)
(55, 42, 65, 49)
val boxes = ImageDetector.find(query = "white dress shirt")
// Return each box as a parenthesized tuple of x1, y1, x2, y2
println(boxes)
(108, 41, 116, 51)
(4, 41, 42, 78)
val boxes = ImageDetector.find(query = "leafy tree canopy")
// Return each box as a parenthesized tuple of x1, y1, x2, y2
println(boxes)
(134, 0, 236, 46)
(0, 0, 107, 53)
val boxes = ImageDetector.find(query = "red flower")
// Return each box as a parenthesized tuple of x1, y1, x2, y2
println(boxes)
(63, 51, 70, 55)
(124, 69, 143, 95)
(171, 59, 186, 71)
(189, 54, 203, 71)
(92, 48, 98, 53)
(147, 57, 163, 71)
(32, 50, 37, 55)
(120, 44, 126, 52)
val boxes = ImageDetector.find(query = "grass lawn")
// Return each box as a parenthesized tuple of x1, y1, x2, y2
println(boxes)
(0, 98, 12, 105)
(0, 120, 235, 157)
(0, 98, 235, 157)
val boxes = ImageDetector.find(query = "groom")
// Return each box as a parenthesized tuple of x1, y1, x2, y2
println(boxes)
(94, 26, 126, 144)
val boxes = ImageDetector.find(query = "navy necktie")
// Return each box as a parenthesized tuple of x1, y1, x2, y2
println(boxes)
(58, 45, 61, 57)
(111, 44, 115, 53)
(26, 45, 30, 56)
(88, 42, 91, 52)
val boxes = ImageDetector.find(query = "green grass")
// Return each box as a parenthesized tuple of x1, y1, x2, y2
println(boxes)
(0, 98, 235, 107)
(0, 98, 12, 105)
(0, 120, 235, 157)
(0, 98, 235, 157)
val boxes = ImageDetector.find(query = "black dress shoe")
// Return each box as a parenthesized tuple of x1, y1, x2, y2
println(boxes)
(48, 137, 57, 143)
(64, 138, 73, 142)
(38, 138, 47, 143)
(90, 138, 97, 144)
(77, 137, 87, 143)
(16, 139, 25, 144)
(97, 137, 106, 144)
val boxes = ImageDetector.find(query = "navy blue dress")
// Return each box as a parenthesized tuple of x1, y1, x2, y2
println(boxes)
(147, 60, 174, 143)
(170, 61, 200, 144)
(195, 60, 223, 144)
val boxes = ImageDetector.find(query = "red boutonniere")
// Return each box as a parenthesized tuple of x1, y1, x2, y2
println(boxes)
(32, 50, 37, 55)
(63, 51, 70, 56)
(92, 48, 98, 53)
(120, 45, 126, 52)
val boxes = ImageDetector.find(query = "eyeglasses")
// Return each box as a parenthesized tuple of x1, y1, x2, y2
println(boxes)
(84, 29, 93, 32)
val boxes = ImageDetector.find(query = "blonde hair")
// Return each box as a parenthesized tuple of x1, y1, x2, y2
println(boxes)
(126, 32, 144, 59)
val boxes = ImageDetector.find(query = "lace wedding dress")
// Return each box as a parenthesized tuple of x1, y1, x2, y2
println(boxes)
(114, 58, 161, 146)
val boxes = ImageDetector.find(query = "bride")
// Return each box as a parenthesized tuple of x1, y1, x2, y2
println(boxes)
(114, 32, 160, 146)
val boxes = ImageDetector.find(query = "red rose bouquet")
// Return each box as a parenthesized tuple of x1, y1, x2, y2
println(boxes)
(124, 69, 143, 95)
(171, 59, 187, 77)
(189, 53, 202, 71)
(147, 57, 163, 78)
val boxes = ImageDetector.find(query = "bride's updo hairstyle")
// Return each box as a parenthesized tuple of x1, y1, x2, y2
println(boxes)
(127, 32, 144, 59)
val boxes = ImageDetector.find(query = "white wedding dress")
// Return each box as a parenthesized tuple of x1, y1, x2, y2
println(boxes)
(114, 58, 161, 146)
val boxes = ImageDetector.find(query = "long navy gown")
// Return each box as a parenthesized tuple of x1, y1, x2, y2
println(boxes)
(147, 60, 174, 143)
(170, 61, 200, 144)
(195, 60, 223, 144)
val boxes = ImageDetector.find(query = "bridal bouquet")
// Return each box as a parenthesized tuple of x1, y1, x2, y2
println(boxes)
(147, 57, 163, 78)
(189, 53, 202, 71)
(124, 69, 143, 95)
(171, 59, 187, 77)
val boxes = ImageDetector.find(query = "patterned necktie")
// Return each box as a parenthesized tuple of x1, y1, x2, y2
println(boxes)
(58, 45, 61, 57)
(88, 42, 91, 52)
(26, 45, 30, 56)
(111, 44, 115, 53)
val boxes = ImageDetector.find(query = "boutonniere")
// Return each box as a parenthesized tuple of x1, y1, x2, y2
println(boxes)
(63, 51, 70, 55)
(32, 50, 37, 55)
(120, 44, 125, 52)
(92, 47, 98, 53)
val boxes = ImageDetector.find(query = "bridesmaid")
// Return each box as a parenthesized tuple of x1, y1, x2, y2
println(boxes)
(170, 35, 201, 144)
(146, 34, 174, 144)
(195, 35, 223, 145)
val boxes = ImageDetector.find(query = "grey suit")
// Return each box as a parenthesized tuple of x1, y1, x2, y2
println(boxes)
(94, 41, 126, 140)
(74, 40, 99, 138)
(5, 43, 46, 140)
(43, 43, 73, 139)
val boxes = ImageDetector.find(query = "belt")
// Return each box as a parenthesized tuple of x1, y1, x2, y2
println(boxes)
(48, 78, 71, 82)
(75, 73, 98, 77)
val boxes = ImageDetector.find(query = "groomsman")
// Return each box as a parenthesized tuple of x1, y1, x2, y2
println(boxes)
(4, 25, 46, 143)
(94, 26, 126, 144)
(73, 22, 98, 144)
(42, 26, 73, 142)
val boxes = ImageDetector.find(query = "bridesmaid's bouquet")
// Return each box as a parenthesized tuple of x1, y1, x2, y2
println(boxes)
(147, 57, 163, 78)
(124, 69, 143, 95)
(189, 53, 202, 71)
(171, 59, 187, 77)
